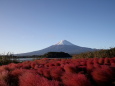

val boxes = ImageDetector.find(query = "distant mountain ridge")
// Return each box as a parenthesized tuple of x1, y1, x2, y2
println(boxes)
(16, 40, 98, 56)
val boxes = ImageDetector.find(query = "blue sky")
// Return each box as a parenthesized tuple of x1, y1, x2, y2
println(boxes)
(0, 0, 115, 54)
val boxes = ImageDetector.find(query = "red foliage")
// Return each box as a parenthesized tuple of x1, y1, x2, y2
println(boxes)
(93, 63, 101, 68)
(0, 65, 10, 71)
(10, 68, 26, 77)
(111, 63, 115, 67)
(98, 58, 104, 65)
(80, 61, 86, 66)
(42, 69, 51, 79)
(8, 69, 26, 86)
(30, 62, 37, 68)
(62, 73, 92, 86)
(87, 63, 94, 73)
(93, 58, 99, 64)
(50, 66, 64, 80)
(92, 66, 114, 85)
(19, 71, 61, 86)
(37, 68, 44, 75)
(0, 80, 9, 86)
(0, 70, 9, 86)
(7, 63, 18, 70)
(55, 62, 61, 66)
(104, 58, 110, 65)
(48, 80, 62, 86)
(64, 64, 77, 73)
(0, 57, 115, 86)
(19, 71, 44, 86)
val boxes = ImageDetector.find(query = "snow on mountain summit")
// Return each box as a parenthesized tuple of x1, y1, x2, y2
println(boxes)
(55, 40, 74, 45)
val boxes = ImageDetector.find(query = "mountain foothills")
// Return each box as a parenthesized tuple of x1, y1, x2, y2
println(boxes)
(17, 40, 98, 56)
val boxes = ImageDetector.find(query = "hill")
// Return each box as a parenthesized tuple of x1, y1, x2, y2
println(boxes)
(16, 40, 98, 56)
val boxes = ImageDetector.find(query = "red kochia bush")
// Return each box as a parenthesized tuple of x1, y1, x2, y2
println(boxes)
(92, 65, 114, 85)
(37, 68, 44, 75)
(62, 73, 92, 86)
(98, 58, 104, 65)
(0, 81, 9, 86)
(19, 71, 41, 86)
(64, 64, 77, 73)
(1, 57, 115, 86)
(8, 69, 27, 86)
(0, 70, 9, 86)
(7, 63, 18, 70)
(48, 80, 62, 86)
(87, 63, 94, 73)
(42, 69, 51, 79)
(80, 61, 86, 66)
(104, 58, 110, 65)
(19, 71, 61, 86)
(50, 66, 64, 80)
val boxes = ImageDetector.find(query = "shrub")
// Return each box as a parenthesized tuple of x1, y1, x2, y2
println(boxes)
(64, 64, 77, 73)
(87, 64, 94, 73)
(0, 70, 9, 86)
(92, 66, 114, 85)
(19, 71, 44, 86)
(62, 73, 92, 86)
(42, 69, 51, 79)
(0, 80, 9, 86)
(50, 66, 64, 80)
(98, 58, 104, 65)
(104, 58, 110, 65)
(0, 57, 115, 86)
(8, 69, 27, 86)
(19, 71, 61, 86)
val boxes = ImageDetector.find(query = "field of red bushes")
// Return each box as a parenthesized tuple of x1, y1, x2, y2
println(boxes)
(0, 57, 115, 86)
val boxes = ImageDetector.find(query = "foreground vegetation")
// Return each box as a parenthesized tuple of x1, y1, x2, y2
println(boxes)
(73, 48, 115, 58)
(0, 57, 115, 86)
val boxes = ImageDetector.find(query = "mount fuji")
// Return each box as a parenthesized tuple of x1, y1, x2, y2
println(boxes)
(17, 40, 98, 56)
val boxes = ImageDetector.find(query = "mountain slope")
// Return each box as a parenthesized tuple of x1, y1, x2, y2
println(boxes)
(17, 40, 98, 56)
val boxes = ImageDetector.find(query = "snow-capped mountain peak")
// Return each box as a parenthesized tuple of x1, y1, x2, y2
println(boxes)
(55, 40, 74, 45)
(16, 40, 98, 56)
